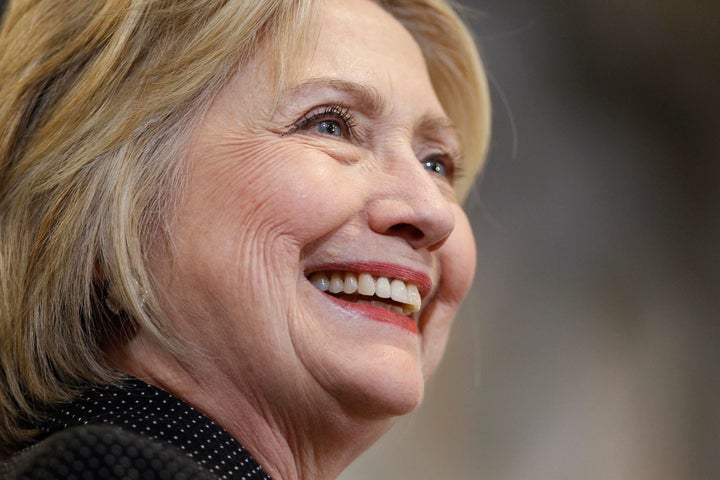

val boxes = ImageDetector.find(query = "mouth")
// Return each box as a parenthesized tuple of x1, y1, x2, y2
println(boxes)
(307, 271, 423, 317)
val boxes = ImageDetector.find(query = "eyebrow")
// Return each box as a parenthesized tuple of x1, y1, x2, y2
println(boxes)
(416, 113, 462, 144)
(284, 77, 386, 117)
(283, 77, 461, 149)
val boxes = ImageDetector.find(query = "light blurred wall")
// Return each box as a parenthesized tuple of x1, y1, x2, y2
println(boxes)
(2, 0, 716, 479)
(342, 1, 719, 479)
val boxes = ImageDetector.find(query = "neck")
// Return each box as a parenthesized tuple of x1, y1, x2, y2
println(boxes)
(109, 333, 397, 480)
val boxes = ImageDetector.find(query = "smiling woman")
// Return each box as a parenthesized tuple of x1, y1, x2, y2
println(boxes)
(0, 1, 489, 479)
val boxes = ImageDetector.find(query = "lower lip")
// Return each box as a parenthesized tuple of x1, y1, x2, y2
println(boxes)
(326, 294, 419, 334)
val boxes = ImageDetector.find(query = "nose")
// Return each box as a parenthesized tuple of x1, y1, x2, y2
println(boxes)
(365, 157, 455, 251)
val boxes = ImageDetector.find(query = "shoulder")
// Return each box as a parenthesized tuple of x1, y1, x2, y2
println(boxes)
(0, 424, 218, 480)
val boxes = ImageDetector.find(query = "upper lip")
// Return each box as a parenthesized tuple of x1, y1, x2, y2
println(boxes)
(304, 261, 433, 298)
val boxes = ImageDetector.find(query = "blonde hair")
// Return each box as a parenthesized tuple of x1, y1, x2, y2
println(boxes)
(0, 0, 489, 457)
(378, 0, 490, 199)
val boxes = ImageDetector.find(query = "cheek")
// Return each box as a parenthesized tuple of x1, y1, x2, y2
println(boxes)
(194, 138, 360, 247)
(263, 164, 360, 243)
(419, 207, 476, 378)
(440, 208, 477, 304)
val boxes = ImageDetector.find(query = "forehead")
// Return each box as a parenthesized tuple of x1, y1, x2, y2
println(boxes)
(288, 0, 445, 115)
(211, 0, 454, 141)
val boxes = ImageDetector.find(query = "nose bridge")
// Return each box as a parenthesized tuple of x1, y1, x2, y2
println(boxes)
(365, 147, 455, 251)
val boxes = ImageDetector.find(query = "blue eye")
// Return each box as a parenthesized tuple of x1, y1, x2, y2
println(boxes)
(423, 158, 448, 177)
(316, 119, 343, 137)
(292, 105, 356, 140)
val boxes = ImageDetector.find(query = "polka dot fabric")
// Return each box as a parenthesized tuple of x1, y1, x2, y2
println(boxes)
(4, 377, 272, 479)
(2, 424, 217, 479)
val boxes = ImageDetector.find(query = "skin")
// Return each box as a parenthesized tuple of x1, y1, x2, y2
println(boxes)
(113, 1, 478, 478)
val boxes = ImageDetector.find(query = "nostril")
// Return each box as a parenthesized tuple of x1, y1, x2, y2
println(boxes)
(366, 196, 454, 250)
(387, 223, 424, 242)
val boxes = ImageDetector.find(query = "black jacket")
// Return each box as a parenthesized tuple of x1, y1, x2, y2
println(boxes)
(0, 378, 272, 480)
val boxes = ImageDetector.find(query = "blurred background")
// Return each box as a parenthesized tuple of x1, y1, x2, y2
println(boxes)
(2, 0, 717, 479)
(343, 0, 719, 479)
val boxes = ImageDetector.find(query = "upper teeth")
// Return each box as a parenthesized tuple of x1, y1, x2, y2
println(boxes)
(308, 271, 422, 313)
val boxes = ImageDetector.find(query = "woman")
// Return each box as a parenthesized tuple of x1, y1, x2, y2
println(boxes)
(0, 0, 489, 478)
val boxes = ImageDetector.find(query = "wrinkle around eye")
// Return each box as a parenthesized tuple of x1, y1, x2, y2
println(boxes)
(291, 135, 367, 167)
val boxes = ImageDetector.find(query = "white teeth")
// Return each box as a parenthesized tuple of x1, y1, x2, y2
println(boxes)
(390, 279, 408, 304)
(329, 272, 344, 294)
(309, 272, 329, 291)
(357, 273, 376, 296)
(308, 270, 423, 314)
(375, 277, 391, 298)
(406, 284, 421, 312)
(343, 272, 357, 294)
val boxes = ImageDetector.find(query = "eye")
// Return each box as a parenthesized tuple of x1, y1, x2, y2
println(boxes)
(316, 119, 343, 137)
(291, 105, 356, 140)
(422, 157, 450, 178)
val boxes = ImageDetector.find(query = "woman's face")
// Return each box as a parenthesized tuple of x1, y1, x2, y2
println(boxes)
(151, 0, 477, 418)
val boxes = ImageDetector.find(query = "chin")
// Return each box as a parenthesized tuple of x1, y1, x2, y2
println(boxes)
(327, 352, 426, 419)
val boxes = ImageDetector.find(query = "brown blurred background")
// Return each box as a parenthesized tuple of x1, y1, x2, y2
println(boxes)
(2, 1, 717, 478)
(344, 0, 719, 479)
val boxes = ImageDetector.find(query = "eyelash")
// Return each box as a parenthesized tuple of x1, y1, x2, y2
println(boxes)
(290, 104, 357, 139)
(287, 105, 464, 185)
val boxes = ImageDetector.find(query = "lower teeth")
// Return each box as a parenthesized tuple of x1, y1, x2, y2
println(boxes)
(356, 298, 407, 315)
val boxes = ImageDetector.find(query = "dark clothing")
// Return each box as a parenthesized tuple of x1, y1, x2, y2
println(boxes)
(0, 378, 272, 479)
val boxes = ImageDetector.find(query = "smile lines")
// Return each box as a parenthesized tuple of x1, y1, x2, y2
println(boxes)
(308, 271, 421, 315)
